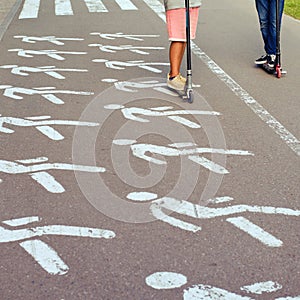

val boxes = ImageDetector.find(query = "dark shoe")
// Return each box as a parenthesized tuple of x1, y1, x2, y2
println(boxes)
(255, 54, 269, 65)
(263, 54, 276, 73)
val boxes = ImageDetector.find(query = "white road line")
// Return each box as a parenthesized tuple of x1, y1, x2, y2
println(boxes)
(2, 216, 40, 227)
(114, 0, 138, 10)
(226, 216, 283, 247)
(84, 0, 108, 12)
(19, 0, 40, 19)
(143, 0, 300, 156)
(55, 0, 74, 16)
(240, 281, 282, 294)
(20, 239, 69, 275)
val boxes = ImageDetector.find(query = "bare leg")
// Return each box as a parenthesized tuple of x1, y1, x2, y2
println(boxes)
(169, 41, 186, 77)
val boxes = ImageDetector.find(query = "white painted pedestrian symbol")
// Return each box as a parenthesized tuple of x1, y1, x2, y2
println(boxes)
(105, 104, 220, 129)
(0, 216, 115, 275)
(0, 157, 105, 193)
(93, 59, 169, 73)
(0, 115, 99, 140)
(0, 65, 88, 79)
(89, 44, 165, 55)
(146, 272, 299, 299)
(90, 32, 160, 41)
(14, 35, 84, 45)
(8, 49, 86, 60)
(0, 85, 93, 104)
(127, 192, 300, 247)
(102, 78, 177, 95)
(113, 140, 253, 174)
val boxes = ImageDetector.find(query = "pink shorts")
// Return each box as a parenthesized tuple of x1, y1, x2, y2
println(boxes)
(166, 7, 199, 41)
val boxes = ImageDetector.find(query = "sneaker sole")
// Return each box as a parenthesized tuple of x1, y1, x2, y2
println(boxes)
(167, 82, 185, 91)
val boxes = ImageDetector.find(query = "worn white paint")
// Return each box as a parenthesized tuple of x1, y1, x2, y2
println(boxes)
(1, 217, 116, 275)
(0, 158, 105, 173)
(112, 139, 136, 145)
(226, 217, 283, 247)
(240, 281, 282, 294)
(55, 0, 73, 15)
(0, 115, 98, 140)
(93, 59, 169, 73)
(35, 126, 64, 140)
(89, 44, 164, 55)
(16, 157, 49, 164)
(19, 0, 139, 18)
(115, 0, 138, 10)
(0, 65, 88, 79)
(14, 35, 84, 45)
(102, 78, 177, 95)
(128, 192, 300, 246)
(145, 272, 187, 289)
(90, 32, 160, 41)
(184, 284, 253, 299)
(207, 196, 234, 204)
(30, 171, 65, 193)
(2, 216, 40, 227)
(127, 192, 158, 201)
(8, 49, 87, 60)
(146, 272, 299, 299)
(19, 0, 40, 19)
(84, 0, 107, 12)
(152, 202, 202, 233)
(276, 296, 300, 299)
(142, 0, 300, 156)
(169, 142, 197, 148)
(0, 85, 93, 104)
(168, 116, 200, 129)
(0, 157, 105, 193)
(20, 239, 69, 275)
(155, 197, 300, 219)
(188, 155, 229, 174)
(105, 104, 219, 128)
(0, 224, 115, 242)
(113, 140, 253, 174)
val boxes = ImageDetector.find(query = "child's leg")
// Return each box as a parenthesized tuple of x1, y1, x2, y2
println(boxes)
(169, 41, 186, 77)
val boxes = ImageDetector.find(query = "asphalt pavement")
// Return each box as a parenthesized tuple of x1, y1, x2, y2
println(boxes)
(0, 0, 299, 299)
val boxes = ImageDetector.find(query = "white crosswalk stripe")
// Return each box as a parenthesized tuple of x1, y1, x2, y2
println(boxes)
(84, 0, 108, 12)
(19, 0, 40, 19)
(19, 0, 138, 19)
(55, 0, 74, 16)
(114, 0, 137, 10)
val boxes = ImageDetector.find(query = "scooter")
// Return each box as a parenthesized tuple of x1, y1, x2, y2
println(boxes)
(182, 0, 194, 103)
(274, 0, 287, 78)
(261, 0, 287, 78)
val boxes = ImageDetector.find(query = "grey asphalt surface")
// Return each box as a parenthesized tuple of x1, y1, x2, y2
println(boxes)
(0, 0, 299, 299)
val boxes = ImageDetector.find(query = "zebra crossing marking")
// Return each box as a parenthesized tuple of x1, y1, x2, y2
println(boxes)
(19, 0, 40, 19)
(84, 0, 108, 12)
(55, 0, 73, 16)
(114, 0, 137, 10)
(19, 0, 138, 19)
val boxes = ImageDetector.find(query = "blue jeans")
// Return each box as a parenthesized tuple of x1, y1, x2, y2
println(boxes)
(255, 0, 285, 55)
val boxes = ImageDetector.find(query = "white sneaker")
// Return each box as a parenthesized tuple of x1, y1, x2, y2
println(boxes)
(167, 74, 186, 91)
(179, 74, 186, 83)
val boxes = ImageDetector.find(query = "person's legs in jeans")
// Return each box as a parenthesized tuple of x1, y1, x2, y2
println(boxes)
(256, 0, 285, 55)
(256, 0, 271, 54)
(267, 0, 285, 55)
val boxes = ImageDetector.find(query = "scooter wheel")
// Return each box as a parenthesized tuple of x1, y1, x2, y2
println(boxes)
(187, 90, 194, 103)
(276, 66, 281, 78)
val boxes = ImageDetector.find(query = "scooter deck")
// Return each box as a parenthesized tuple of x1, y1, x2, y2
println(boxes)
(257, 63, 287, 78)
